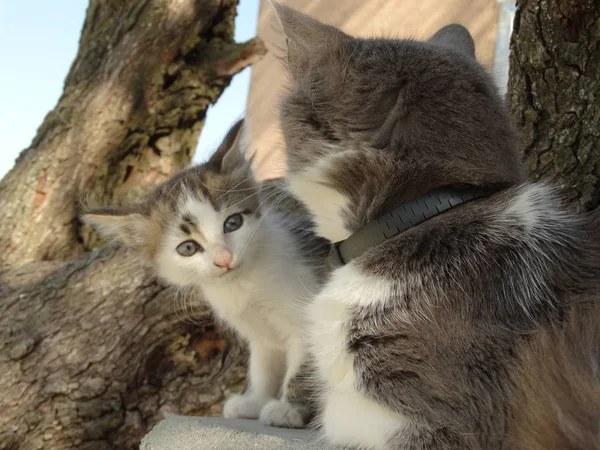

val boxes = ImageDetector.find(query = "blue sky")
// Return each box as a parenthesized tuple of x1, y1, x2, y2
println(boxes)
(0, 0, 259, 179)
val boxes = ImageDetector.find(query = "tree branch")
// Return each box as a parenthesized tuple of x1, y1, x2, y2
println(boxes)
(216, 38, 268, 77)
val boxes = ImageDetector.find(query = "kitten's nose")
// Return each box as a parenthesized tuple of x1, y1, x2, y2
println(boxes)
(214, 249, 233, 269)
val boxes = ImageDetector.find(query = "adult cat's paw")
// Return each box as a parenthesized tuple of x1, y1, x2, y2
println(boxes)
(223, 394, 272, 419)
(259, 399, 310, 428)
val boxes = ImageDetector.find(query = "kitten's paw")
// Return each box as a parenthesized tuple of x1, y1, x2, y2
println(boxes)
(223, 394, 272, 419)
(259, 399, 309, 428)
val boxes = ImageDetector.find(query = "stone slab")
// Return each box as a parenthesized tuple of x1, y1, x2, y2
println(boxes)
(140, 416, 327, 450)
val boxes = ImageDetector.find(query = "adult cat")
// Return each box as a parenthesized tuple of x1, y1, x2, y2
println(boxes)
(272, 4, 600, 449)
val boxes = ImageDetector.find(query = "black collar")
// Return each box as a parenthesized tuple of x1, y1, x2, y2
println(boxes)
(326, 186, 498, 269)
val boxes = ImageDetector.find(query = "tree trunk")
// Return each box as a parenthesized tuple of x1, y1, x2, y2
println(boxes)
(508, 0, 600, 209)
(0, 1, 265, 449)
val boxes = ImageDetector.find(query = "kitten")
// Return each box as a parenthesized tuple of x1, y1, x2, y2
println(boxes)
(82, 119, 329, 429)
(271, 4, 600, 449)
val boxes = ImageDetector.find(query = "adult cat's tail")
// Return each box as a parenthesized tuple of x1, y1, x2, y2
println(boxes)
(508, 301, 600, 450)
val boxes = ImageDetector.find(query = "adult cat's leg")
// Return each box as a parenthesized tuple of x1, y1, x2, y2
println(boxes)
(223, 342, 285, 419)
(259, 338, 311, 428)
(307, 267, 411, 448)
(388, 426, 473, 450)
(308, 265, 479, 449)
(320, 390, 466, 450)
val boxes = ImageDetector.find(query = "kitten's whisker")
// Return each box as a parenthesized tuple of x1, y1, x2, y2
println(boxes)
(220, 190, 261, 213)
(182, 286, 193, 324)
(255, 186, 292, 213)
(177, 286, 190, 324)
(216, 175, 257, 200)
(186, 288, 203, 325)
(239, 191, 289, 259)
(175, 287, 193, 324)
(189, 284, 208, 325)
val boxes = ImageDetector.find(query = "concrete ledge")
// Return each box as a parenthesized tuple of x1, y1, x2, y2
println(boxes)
(140, 417, 327, 450)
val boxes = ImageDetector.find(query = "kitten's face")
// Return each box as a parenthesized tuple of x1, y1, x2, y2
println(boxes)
(83, 119, 263, 287)
(154, 188, 261, 285)
(272, 4, 525, 241)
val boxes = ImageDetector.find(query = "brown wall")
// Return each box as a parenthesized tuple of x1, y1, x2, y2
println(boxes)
(247, 0, 499, 179)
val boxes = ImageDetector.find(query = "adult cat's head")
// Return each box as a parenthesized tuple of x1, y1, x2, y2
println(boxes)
(273, 4, 525, 242)
(82, 120, 265, 286)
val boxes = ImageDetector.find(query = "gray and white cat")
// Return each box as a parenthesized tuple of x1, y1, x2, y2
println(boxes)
(83, 119, 328, 428)
(272, 4, 600, 449)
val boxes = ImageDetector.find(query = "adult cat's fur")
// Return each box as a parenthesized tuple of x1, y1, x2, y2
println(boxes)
(83, 119, 328, 428)
(272, 4, 600, 449)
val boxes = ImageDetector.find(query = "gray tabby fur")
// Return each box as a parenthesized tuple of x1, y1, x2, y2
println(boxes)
(272, 3, 600, 449)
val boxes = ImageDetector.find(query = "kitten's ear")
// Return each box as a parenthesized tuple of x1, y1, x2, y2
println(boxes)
(428, 24, 475, 59)
(81, 206, 150, 250)
(270, 2, 351, 77)
(208, 118, 248, 173)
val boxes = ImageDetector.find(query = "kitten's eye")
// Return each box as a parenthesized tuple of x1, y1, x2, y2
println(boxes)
(176, 240, 202, 257)
(223, 213, 244, 233)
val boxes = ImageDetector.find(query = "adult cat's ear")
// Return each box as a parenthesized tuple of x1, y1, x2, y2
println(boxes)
(81, 206, 150, 250)
(207, 118, 248, 173)
(428, 24, 475, 59)
(270, 2, 351, 78)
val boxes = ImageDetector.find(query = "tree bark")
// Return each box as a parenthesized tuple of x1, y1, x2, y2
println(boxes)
(508, 0, 600, 209)
(0, 1, 266, 449)
(0, 247, 247, 450)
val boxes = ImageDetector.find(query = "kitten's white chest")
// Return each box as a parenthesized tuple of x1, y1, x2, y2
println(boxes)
(203, 279, 280, 344)
(201, 259, 309, 348)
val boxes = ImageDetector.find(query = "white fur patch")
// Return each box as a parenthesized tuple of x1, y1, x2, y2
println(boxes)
(287, 156, 350, 243)
(308, 264, 409, 448)
(504, 183, 554, 232)
(324, 264, 398, 308)
(322, 389, 408, 449)
(223, 394, 272, 420)
(308, 264, 396, 388)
